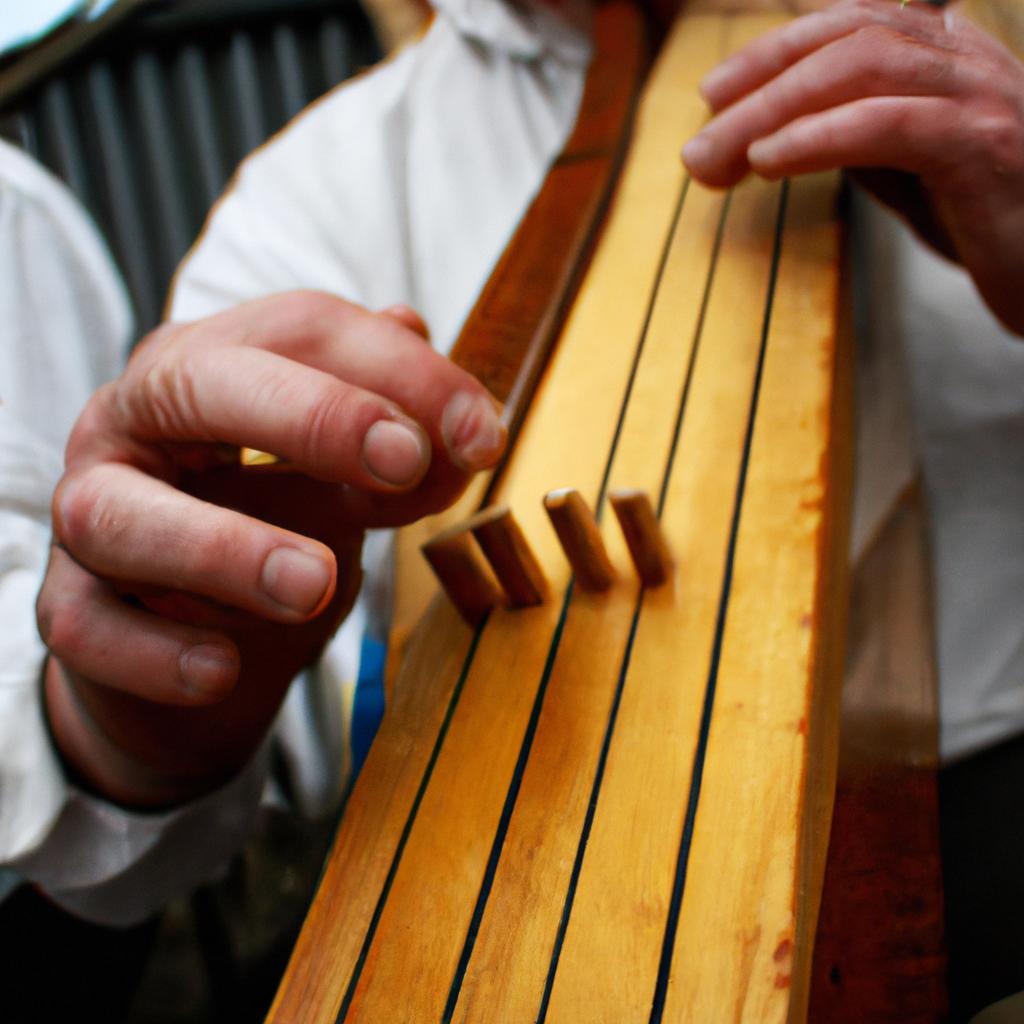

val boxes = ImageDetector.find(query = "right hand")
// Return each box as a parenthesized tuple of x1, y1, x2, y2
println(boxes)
(682, 0, 1024, 335)
(37, 291, 506, 808)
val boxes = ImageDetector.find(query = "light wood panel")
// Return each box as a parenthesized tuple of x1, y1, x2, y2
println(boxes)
(540, 181, 788, 1024)
(266, 8, 649, 1019)
(451, 152, 737, 1024)
(342, 17, 733, 1021)
(385, 0, 648, 697)
(268, 11, 849, 1024)
(663, 171, 845, 1023)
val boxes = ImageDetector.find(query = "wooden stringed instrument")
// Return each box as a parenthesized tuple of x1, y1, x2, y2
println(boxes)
(267, 4, 854, 1020)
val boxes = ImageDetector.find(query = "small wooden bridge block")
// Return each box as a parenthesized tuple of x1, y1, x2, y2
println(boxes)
(422, 523, 501, 627)
(470, 505, 549, 608)
(423, 505, 549, 621)
(543, 488, 616, 592)
(609, 488, 674, 587)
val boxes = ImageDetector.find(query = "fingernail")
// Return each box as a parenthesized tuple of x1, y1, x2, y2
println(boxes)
(261, 547, 333, 616)
(441, 391, 507, 472)
(362, 419, 430, 487)
(180, 644, 238, 699)
(682, 134, 713, 170)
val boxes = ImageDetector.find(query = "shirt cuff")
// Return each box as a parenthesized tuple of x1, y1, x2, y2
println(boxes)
(12, 743, 269, 927)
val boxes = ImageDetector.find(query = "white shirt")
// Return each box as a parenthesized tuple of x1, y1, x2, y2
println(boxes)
(0, 0, 589, 926)
(0, 137, 273, 924)
(853, 196, 1024, 762)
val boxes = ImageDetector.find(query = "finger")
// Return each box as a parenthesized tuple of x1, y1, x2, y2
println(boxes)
(684, 27, 957, 187)
(114, 345, 438, 489)
(54, 461, 339, 622)
(379, 303, 431, 341)
(37, 545, 240, 705)
(699, 0, 952, 112)
(229, 293, 504, 473)
(127, 293, 506, 476)
(744, 95, 958, 179)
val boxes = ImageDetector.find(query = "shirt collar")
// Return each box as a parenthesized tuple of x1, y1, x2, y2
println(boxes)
(431, 0, 592, 66)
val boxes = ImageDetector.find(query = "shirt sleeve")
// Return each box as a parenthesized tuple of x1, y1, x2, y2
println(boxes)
(0, 138, 129, 871)
(0, 141, 270, 926)
(168, 0, 589, 354)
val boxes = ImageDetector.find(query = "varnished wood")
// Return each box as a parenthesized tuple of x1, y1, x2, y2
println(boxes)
(422, 527, 500, 627)
(448, 0, 649, 453)
(470, 506, 549, 608)
(267, 10, 652, 1020)
(662, 163, 847, 1023)
(266, 596, 476, 1023)
(333, 21, 730, 1020)
(608, 489, 673, 588)
(269, 11, 849, 1024)
(544, 488, 616, 591)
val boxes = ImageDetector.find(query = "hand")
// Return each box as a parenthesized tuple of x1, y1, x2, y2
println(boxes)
(37, 292, 506, 808)
(682, 0, 1024, 335)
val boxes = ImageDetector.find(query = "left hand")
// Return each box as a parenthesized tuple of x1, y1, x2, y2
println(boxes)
(682, 0, 1024, 335)
(38, 292, 505, 807)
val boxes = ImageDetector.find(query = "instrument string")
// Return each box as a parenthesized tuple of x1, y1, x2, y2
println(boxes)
(336, 134, 681, 1024)
(439, 173, 695, 1024)
(649, 179, 790, 1023)
(336, 177, 790, 1024)
(335, 619, 490, 1021)
(536, 181, 734, 1024)
(336, 93, 790, 1024)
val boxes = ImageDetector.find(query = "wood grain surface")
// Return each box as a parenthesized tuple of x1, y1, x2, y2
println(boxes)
(268, 9, 851, 1022)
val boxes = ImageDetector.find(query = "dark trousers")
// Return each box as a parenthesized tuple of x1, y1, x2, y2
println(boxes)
(0, 883, 159, 1023)
(941, 732, 1024, 1022)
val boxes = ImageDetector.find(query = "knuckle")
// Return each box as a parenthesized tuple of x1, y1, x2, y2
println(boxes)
(975, 108, 1024, 171)
(111, 319, 219, 439)
(847, 26, 955, 93)
(138, 351, 207, 438)
(37, 594, 86, 661)
(299, 386, 379, 466)
(54, 466, 125, 553)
